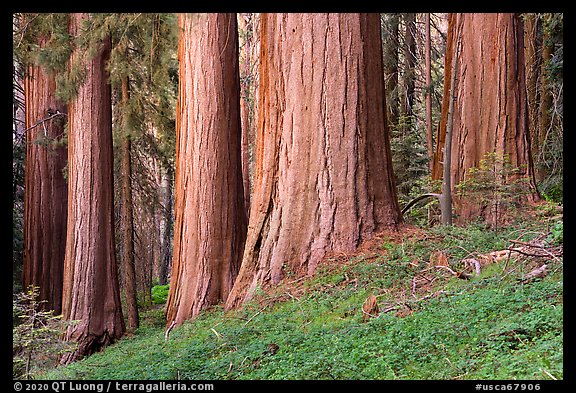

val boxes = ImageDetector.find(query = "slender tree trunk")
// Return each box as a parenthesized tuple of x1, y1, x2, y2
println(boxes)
(440, 20, 461, 226)
(157, 167, 173, 286)
(238, 13, 253, 217)
(13, 60, 26, 290)
(61, 13, 125, 363)
(225, 13, 401, 310)
(537, 15, 554, 182)
(165, 13, 247, 326)
(523, 13, 542, 177)
(400, 13, 416, 134)
(424, 13, 434, 172)
(383, 13, 400, 132)
(134, 196, 155, 308)
(120, 76, 139, 331)
(22, 58, 68, 314)
(432, 13, 538, 224)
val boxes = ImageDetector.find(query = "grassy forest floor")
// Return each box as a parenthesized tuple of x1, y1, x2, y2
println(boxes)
(40, 202, 563, 380)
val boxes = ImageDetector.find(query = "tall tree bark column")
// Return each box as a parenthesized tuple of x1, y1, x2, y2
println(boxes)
(432, 13, 538, 223)
(23, 60, 68, 314)
(226, 13, 401, 310)
(165, 13, 247, 326)
(400, 13, 416, 135)
(424, 13, 434, 172)
(536, 15, 555, 182)
(383, 13, 400, 132)
(238, 13, 254, 218)
(120, 75, 139, 331)
(440, 19, 461, 226)
(61, 13, 125, 363)
(157, 168, 173, 286)
(523, 14, 542, 176)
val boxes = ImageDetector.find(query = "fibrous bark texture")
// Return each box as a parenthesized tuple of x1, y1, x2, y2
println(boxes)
(432, 13, 537, 222)
(61, 13, 125, 364)
(165, 13, 247, 326)
(225, 13, 401, 310)
(23, 62, 67, 315)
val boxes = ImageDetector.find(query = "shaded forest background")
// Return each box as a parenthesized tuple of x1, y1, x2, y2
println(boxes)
(12, 12, 563, 373)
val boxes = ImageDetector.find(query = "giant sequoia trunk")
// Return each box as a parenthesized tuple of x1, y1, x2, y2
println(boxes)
(432, 13, 538, 224)
(225, 13, 401, 310)
(23, 61, 67, 315)
(165, 13, 247, 326)
(61, 13, 125, 363)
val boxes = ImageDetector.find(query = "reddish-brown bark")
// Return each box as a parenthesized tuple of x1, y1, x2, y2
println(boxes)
(23, 61, 67, 315)
(61, 13, 125, 363)
(225, 13, 401, 310)
(165, 13, 247, 326)
(432, 13, 538, 223)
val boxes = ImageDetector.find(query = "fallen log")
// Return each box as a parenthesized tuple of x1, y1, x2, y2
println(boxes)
(520, 264, 548, 283)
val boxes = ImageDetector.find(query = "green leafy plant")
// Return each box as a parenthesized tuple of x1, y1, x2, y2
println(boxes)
(390, 115, 430, 201)
(550, 221, 563, 244)
(13, 286, 77, 379)
(456, 152, 531, 231)
(151, 283, 170, 304)
(40, 215, 562, 381)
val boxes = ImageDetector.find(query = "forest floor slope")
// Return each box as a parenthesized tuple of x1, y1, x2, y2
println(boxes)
(42, 203, 563, 380)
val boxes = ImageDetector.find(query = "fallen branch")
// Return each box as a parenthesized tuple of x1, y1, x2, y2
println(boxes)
(509, 239, 543, 248)
(401, 193, 441, 216)
(243, 306, 267, 327)
(361, 309, 379, 319)
(284, 291, 300, 302)
(380, 305, 400, 314)
(210, 327, 223, 340)
(435, 265, 472, 280)
(508, 242, 563, 261)
(165, 320, 176, 341)
(378, 290, 450, 317)
(461, 239, 562, 278)
(541, 368, 558, 380)
(21, 111, 67, 134)
(416, 289, 449, 302)
(487, 249, 513, 263)
(520, 264, 548, 283)
(462, 258, 482, 277)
